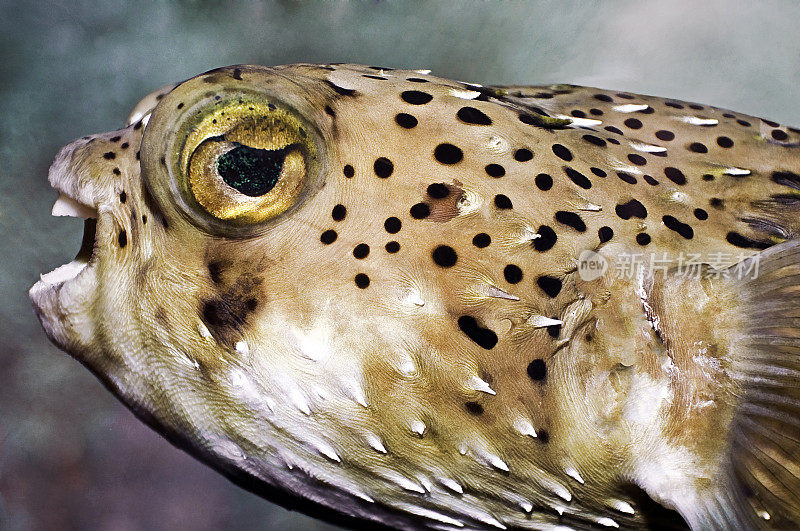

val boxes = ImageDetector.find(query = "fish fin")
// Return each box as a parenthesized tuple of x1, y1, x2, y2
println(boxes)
(691, 239, 800, 528)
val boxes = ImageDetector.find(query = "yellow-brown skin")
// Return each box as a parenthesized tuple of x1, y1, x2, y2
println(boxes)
(30, 64, 800, 529)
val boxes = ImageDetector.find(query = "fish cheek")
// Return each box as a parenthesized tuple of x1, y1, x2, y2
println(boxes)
(199, 271, 263, 347)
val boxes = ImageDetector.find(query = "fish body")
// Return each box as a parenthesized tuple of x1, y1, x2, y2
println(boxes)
(29, 64, 800, 529)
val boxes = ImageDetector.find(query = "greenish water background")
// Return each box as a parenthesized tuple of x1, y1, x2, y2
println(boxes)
(2, 1, 800, 529)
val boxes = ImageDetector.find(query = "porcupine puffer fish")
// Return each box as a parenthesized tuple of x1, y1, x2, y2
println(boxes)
(28, 63, 800, 530)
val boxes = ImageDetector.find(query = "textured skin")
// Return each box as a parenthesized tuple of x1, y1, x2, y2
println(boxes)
(29, 64, 800, 529)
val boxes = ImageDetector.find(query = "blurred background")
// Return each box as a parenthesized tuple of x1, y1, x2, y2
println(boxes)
(2, 0, 800, 529)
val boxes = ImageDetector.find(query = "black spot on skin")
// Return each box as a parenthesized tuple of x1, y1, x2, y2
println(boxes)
(709, 198, 725, 209)
(133, 121, 143, 130)
(473, 233, 491, 248)
(538, 430, 550, 444)
(772, 171, 800, 190)
(410, 203, 431, 219)
(552, 144, 573, 161)
(353, 244, 370, 259)
(599, 226, 614, 243)
(590, 108, 604, 116)
(232, 68, 242, 80)
(406, 77, 428, 83)
(354, 273, 370, 289)
(465, 401, 484, 415)
(110, 136, 121, 142)
(643, 175, 660, 186)
(176, 103, 184, 109)
(636, 233, 651, 246)
(362, 74, 387, 80)
(664, 167, 687, 185)
(533, 225, 557, 252)
(717, 136, 734, 148)
(665, 101, 684, 109)
(432, 245, 458, 267)
(628, 153, 647, 165)
(688, 142, 708, 154)
(374, 157, 394, 178)
(547, 321, 561, 338)
(504, 264, 523, 284)
(582, 134, 607, 147)
(320, 229, 338, 244)
(325, 105, 335, 117)
(385, 241, 400, 253)
(694, 208, 708, 220)
(427, 183, 450, 199)
(615, 199, 647, 220)
(590, 167, 607, 177)
(513, 148, 533, 162)
(726, 231, 771, 249)
(207, 261, 225, 284)
(555, 211, 586, 232)
(527, 359, 547, 381)
(457, 106, 492, 125)
(485, 164, 505, 177)
(385, 217, 402, 234)
(325, 80, 356, 97)
(401, 90, 433, 105)
(458, 316, 498, 350)
(617, 172, 637, 184)
(118, 230, 127, 248)
(535, 173, 553, 191)
(434, 143, 463, 165)
(141, 215, 147, 224)
(624, 118, 643, 129)
(537, 276, 562, 298)
(738, 119, 751, 127)
(594, 94, 613, 102)
(103, 152, 116, 160)
(605, 125, 624, 135)
(200, 273, 261, 346)
(655, 130, 675, 141)
(770, 129, 789, 142)
(395, 113, 418, 128)
(113, 168, 121, 176)
(332, 204, 347, 221)
(662, 215, 694, 239)
(119, 191, 126, 203)
(564, 167, 592, 189)
(494, 194, 513, 209)
(343, 164, 355, 178)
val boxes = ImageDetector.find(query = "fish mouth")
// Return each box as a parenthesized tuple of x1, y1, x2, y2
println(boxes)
(37, 194, 98, 285)
(29, 143, 104, 352)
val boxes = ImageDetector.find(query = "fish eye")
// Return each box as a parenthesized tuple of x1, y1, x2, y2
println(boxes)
(180, 99, 315, 225)
(142, 86, 325, 236)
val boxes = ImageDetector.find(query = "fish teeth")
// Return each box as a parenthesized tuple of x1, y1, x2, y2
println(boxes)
(52, 193, 97, 219)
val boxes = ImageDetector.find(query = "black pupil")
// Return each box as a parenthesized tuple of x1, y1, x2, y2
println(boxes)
(216, 143, 286, 196)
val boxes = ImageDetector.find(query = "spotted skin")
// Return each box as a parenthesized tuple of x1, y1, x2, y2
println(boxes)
(29, 64, 800, 530)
